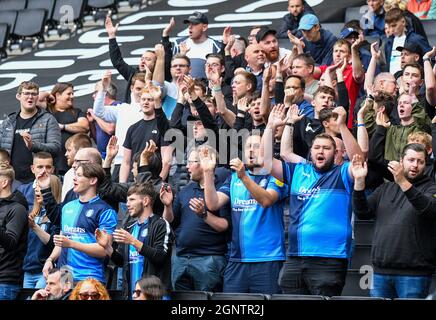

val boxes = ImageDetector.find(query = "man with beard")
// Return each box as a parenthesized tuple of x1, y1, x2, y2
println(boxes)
(256, 27, 290, 65)
(31, 267, 73, 300)
(202, 134, 288, 295)
(97, 182, 173, 300)
(352, 144, 436, 299)
(261, 104, 363, 296)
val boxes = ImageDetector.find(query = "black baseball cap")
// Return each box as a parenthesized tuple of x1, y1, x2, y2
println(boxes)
(396, 43, 423, 56)
(183, 11, 208, 24)
(255, 26, 277, 43)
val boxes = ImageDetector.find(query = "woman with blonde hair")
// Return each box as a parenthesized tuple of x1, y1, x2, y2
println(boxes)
(46, 82, 89, 176)
(69, 278, 111, 300)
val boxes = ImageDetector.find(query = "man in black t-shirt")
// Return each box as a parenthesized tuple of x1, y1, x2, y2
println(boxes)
(0, 81, 61, 183)
(120, 85, 171, 183)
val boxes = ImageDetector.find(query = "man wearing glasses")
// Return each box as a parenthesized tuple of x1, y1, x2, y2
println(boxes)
(0, 81, 61, 183)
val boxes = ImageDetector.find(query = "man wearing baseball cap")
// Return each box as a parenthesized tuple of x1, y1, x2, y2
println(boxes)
(340, 24, 372, 71)
(396, 44, 423, 72)
(167, 11, 222, 79)
(298, 13, 337, 66)
(256, 26, 290, 65)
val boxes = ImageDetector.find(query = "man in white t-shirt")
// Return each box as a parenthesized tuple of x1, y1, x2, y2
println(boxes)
(172, 12, 222, 79)
(93, 72, 145, 182)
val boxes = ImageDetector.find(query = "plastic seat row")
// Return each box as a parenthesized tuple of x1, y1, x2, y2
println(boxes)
(0, 0, 124, 58)
(170, 290, 393, 301)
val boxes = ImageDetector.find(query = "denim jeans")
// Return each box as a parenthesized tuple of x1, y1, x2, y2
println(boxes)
(279, 256, 348, 296)
(371, 273, 432, 299)
(23, 272, 46, 289)
(0, 284, 20, 300)
(171, 255, 227, 292)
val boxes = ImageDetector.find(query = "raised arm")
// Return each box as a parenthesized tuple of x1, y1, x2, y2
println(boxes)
(333, 106, 363, 177)
(260, 105, 287, 181)
(260, 65, 275, 121)
(93, 71, 119, 122)
(364, 42, 381, 93)
(152, 43, 165, 86)
(423, 47, 436, 107)
(356, 102, 369, 158)
(351, 35, 365, 83)
(106, 16, 136, 81)
(208, 72, 236, 127)
(162, 17, 175, 82)
(199, 147, 230, 212)
(280, 104, 305, 163)
(351, 154, 377, 220)
(119, 147, 132, 183)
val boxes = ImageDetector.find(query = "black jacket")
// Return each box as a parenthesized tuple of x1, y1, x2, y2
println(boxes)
(109, 38, 140, 103)
(0, 191, 28, 284)
(353, 175, 436, 275)
(110, 214, 174, 299)
(277, 2, 315, 39)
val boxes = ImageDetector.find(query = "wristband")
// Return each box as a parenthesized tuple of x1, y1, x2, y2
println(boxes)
(212, 86, 221, 93)
(423, 57, 430, 62)
(286, 122, 294, 127)
(357, 123, 365, 127)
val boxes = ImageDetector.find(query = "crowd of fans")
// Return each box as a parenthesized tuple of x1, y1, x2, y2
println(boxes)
(0, 0, 435, 301)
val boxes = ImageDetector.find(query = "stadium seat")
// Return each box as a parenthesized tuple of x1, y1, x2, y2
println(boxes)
(210, 292, 267, 300)
(321, 22, 344, 37)
(16, 288, 37, 300)
(345, 7, 363, 23)
(353, 220, 374, 246)
(171, 290, 211, 300)
(422, 20, 436, 36)
(270, 294, 325, 300)
(330, 296, 386, 300)
(87, 0, 118, 21)
(26, 0, 55, 27)
(0, 10, 18, 34)
(88, 0, 117, 10)
(52, 0, 86, 35)
(12, 9, 47, 50)
(0, 23, 8, 59)
(0, 0, 27, 11)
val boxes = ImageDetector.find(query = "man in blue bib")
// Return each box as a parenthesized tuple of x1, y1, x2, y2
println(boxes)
(44, 163, 117, 284)
(262, 105, 363, 296)
(202, 134, 288, 295)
